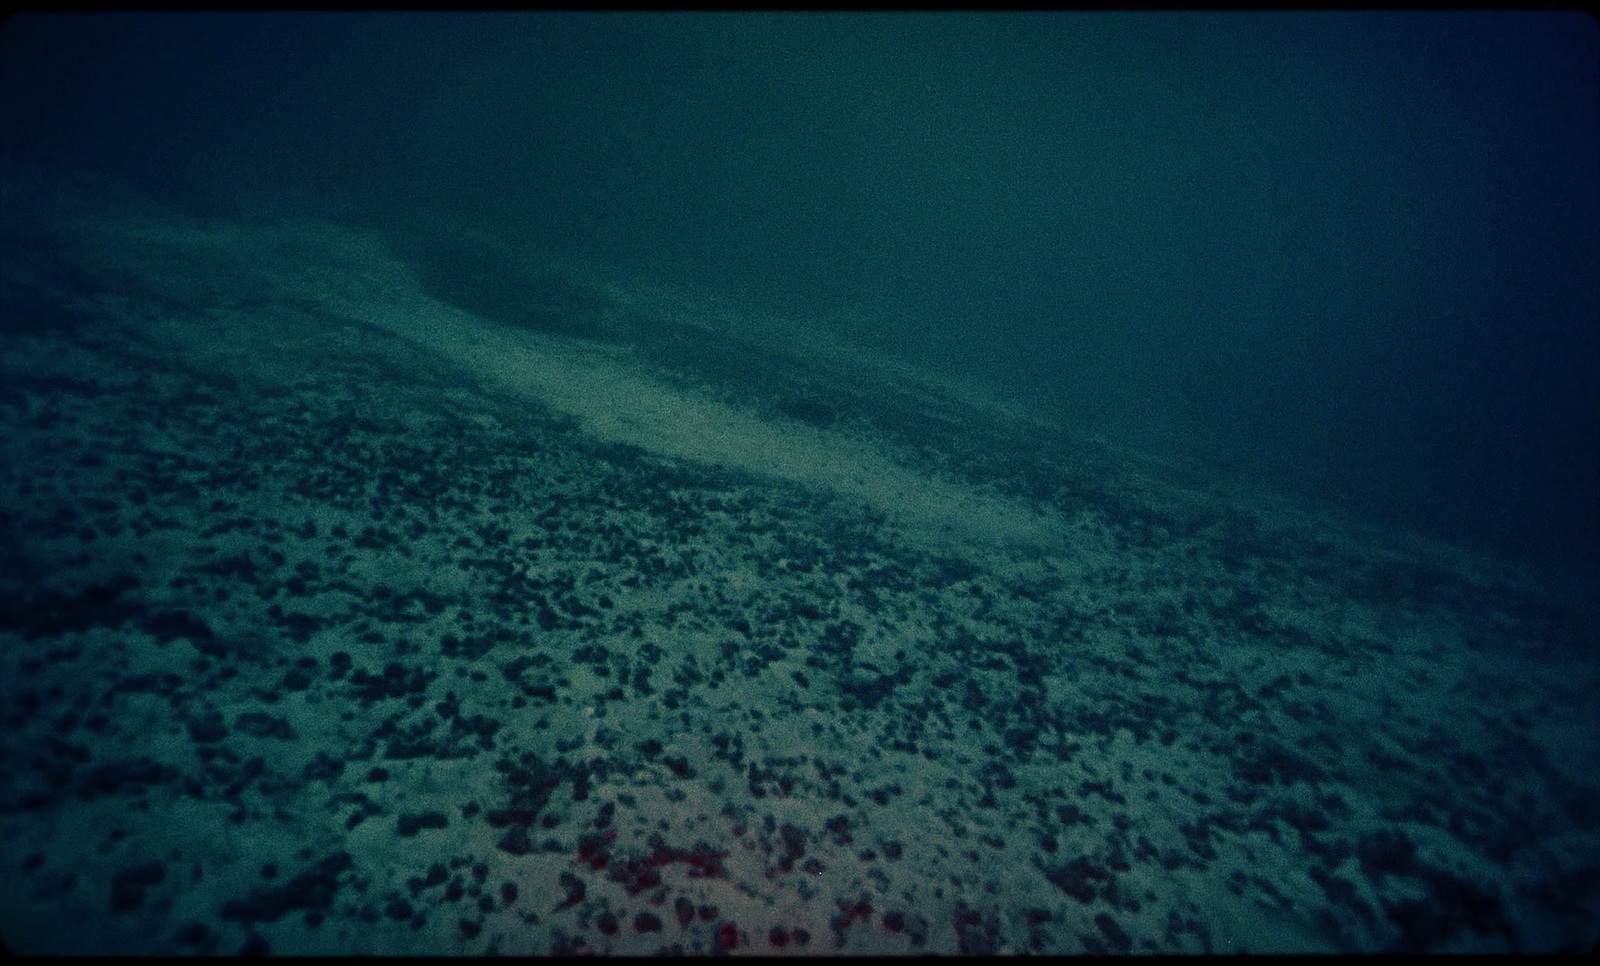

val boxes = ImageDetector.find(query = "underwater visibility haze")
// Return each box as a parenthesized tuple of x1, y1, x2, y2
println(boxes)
(1, 11, 1597, 954)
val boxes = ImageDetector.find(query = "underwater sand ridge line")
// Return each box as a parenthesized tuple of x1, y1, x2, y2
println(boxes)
(10, 202, 1598, 953)
(311, 280, 1067, 558)
(62, 209, 1219, 571)
(69, 209, 1076, 558)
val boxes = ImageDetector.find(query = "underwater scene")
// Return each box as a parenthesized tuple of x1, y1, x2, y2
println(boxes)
(2, 11, 1597, 955)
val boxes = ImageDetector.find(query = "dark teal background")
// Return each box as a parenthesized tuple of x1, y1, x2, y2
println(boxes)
(5, 11, 1596, 568)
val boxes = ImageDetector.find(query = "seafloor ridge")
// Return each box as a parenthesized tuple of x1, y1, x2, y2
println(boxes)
(1, 182, 1596, 954)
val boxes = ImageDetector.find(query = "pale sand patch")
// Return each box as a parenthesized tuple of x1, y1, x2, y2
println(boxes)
(78, 212, 1068, 558)
(318, 262, 1066, 558)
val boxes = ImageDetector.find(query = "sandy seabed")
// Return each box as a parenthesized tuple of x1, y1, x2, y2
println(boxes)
(2, 185, 1597, 954)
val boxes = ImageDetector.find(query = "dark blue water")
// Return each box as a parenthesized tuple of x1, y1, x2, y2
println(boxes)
(4, 11, 1596, 570)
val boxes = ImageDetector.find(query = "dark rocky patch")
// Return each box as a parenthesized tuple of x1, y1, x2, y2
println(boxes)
(233, 712, 295, 740)
(79, 758, 178, 799)
(220, 851, 353, 925)
(349, 662, 437, 702)
(1384, 869, 1511, 951)
(1043, 857, 1110, 904)
(109, 860, 166, 913)
(1094, 911, 1133, 952)
(397, 811, 449, 836)
(1357, 828, 1417, 881)
(302, 751, 347, 784)
(1231, 740, 1325, 787)
(1, 575, 141, 639)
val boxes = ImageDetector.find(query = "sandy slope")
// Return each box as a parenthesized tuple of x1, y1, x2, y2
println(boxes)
(1, 191, 1597, 954)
